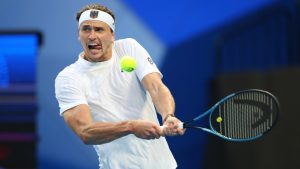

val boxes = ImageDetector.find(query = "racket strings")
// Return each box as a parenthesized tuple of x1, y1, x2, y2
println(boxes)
(213, 91, 277, 140)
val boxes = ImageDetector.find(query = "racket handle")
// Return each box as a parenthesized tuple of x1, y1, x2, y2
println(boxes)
(160, 122, 184, 132)
(179, 122, 183, 129)
(160, 123, 183, 136)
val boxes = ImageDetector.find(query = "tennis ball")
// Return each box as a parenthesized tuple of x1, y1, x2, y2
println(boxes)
(216, 117, 222, 123)
(120, 56, 137, 72)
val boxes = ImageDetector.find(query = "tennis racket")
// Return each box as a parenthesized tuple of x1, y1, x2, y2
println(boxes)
(163, 89, 279, 141)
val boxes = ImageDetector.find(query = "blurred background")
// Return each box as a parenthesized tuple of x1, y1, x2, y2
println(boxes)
(0, 0, 299, 168)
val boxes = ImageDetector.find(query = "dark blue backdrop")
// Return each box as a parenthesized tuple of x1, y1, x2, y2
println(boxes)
(0, 0, 299, 168)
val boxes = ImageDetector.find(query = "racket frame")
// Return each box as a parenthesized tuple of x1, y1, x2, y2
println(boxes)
(183, 89, 279, 142)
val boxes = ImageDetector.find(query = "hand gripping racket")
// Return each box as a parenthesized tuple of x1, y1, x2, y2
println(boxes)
(163, 89, 279, 141)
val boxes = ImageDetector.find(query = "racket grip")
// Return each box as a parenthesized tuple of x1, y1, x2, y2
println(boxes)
(179, 122, 183, 129)
(160, 122, 184, 136)
(160, 122, 183, 129)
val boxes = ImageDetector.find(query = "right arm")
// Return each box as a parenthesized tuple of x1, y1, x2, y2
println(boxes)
(63, 104, 162, 145)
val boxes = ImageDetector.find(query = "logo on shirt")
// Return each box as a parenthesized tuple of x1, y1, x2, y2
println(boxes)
(90, 10, 99, 19)
(147, 57, 154, 65)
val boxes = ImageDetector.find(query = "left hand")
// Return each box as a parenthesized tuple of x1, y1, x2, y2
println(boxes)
(161, 115, 185, 136)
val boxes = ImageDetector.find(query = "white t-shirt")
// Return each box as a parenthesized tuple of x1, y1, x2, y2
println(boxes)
(55, 38, 177, 169)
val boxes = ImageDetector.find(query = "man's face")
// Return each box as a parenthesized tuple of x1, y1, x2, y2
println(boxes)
(79, 20, 115, 62)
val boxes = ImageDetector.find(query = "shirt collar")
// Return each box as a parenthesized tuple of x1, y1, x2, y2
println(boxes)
(76, 52, 113, 71)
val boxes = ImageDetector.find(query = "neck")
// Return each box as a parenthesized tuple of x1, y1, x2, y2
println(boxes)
(82, 49, 113, 62)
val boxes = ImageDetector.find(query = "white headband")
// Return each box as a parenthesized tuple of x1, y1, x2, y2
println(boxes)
(78, 9, 115, 31)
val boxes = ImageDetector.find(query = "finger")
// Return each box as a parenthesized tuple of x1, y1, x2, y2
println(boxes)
(147, 135, 155, 140)
(171, 126, 179, 132)
(177, 128, 186, 135)
(145, 131, 155, 140)
(165, 130, 177, 136)
(149, 133, 159, 139)
(152, 132, 160, 139)
(164, 117, 176, 126)
(160, 126, 171, 136)
(150, 126, 161, 139)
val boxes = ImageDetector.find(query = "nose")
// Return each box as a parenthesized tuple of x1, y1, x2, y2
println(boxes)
(88, 30, 96, 40)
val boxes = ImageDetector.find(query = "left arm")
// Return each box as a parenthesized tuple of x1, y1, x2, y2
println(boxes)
(142, 72, 184, 136)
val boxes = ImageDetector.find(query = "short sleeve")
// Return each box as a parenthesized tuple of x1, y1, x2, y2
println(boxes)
(55, 73, 87, 116)
(116, 38, 163, 81)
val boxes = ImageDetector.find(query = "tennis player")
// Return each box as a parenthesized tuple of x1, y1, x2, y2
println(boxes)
(55, 3, 184, 169)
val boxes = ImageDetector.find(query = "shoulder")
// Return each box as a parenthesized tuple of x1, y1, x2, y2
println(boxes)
(115, 38, 139, 44)
(55, 64, 82, 85)
(113, 38, 144, 58)
(114, 38, 140, 48)
(56, 65, 76, 78)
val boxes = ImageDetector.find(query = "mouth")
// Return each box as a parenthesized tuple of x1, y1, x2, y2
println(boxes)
(87, 43, 102, 50)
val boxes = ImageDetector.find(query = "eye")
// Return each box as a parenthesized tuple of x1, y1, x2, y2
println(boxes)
(94, 27, 104, 32)
(81, 26, 92, 32)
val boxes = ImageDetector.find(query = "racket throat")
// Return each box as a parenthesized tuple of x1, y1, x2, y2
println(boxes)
(184, 125, 209, 132)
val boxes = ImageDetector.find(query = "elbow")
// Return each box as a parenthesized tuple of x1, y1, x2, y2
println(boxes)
(78, 129, 94, 145)
(79, 133, 91, 145)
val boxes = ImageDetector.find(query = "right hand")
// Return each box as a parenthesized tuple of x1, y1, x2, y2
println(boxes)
(161, 116, 185, 136)
(130, 120, 162, 140)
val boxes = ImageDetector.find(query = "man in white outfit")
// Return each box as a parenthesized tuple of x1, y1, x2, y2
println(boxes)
(55, 3, 184, 169)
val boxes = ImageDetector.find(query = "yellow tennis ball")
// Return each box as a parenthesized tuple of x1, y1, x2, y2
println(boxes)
(120, 56, 137, 72)
(216, 117, 222, 123)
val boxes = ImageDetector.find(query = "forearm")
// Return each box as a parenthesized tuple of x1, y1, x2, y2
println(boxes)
(141, 73, 175, 121)
(141, 73, 184, 136)
(151, 84, 175, 121)
(79, 121, 133, 145)
(64, 102, 163, 145)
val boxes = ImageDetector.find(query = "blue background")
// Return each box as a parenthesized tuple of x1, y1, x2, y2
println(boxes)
(0, 0, 299, 168)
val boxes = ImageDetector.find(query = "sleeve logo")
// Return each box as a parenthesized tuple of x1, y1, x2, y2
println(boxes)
(147, 57, 154, 65)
